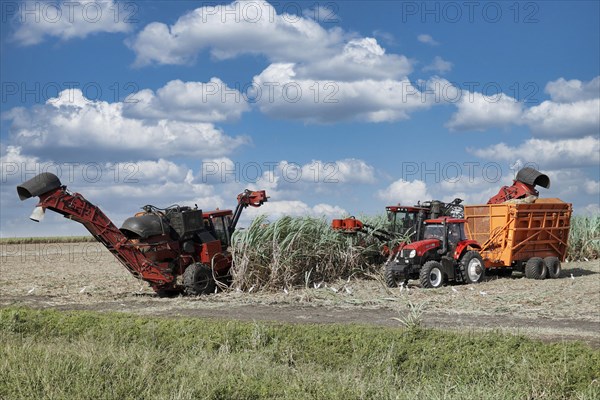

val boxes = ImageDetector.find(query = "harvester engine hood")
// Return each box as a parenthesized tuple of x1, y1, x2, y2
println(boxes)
(120, 215, 166, 239)
(17, 172, 62, 200)
(515, 167, 550, 189)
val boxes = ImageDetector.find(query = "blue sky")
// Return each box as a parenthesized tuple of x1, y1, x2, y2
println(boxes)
(1, 0, 599, 237)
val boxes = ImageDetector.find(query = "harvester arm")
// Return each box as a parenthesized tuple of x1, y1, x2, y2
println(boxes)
(17, 173, 175, 288)
(229, 189, 268, 235)
(331, 217, 396, 243)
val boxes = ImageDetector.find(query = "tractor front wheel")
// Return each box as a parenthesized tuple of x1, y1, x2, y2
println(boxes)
(183, 263, 216, 295)
(420, 261, 445, 289)
(525, 257, 547, 280)
(460, 251, 486, 284)
(384, 263, 401, 288)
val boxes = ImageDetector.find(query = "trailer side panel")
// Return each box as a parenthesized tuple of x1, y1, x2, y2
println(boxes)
(465, 199, 571, 268)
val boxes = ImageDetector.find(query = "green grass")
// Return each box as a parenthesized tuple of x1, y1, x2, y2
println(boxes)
(0, 308, 598, 400)
(0, 236, 94, 244)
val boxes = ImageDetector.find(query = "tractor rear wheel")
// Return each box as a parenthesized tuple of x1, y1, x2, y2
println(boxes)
(544, 257, 561, 279)
(384, 263, 400, 288)
(183, 263, 216, 295)
(460, 251, 486, 284)
(525, 257, 547, 280)
(420, 261, 445, 289)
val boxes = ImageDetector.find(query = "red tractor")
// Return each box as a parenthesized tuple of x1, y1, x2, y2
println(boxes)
(17, 172, 268, 296)
(385, 216, 484, 288)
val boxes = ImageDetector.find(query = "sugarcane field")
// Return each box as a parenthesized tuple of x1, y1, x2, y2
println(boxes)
(1, 1, 599, 399)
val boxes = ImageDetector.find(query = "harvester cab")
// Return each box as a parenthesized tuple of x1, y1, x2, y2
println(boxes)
(17, 173, 268, 296)
(384, 216, 484, 289)
(385, 205, 429, 240)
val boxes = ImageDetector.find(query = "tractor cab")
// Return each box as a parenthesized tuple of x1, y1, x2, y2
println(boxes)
(385, 205, 428, 240)
(422, 218, 467, 251)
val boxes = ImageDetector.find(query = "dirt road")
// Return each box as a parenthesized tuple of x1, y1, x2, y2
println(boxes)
(1, 243, 599, 346)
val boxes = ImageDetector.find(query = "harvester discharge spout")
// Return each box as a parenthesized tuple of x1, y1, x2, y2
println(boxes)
(17, 172, 63, 201)
(515, 167, 550, 189)
(487, 167, 550, 204)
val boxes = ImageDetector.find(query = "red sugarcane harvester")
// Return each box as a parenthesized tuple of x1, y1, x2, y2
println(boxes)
(17, 173, 268, 296)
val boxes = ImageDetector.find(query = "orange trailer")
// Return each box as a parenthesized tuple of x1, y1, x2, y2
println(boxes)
(464, 199, 572, 279)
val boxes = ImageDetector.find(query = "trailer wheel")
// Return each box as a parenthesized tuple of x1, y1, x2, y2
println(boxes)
(544, 257, 561, 279)
(183, 263, 216, 295)
(460, 251, 486, 284)
(420, 261, 445, 289)
(384, 263, 400, 288)
(525, 257, 547, 280)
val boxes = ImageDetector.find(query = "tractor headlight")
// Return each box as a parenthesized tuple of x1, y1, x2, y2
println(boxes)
(408, 249, 416, 258)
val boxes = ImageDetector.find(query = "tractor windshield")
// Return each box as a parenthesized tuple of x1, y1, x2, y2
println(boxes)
(387, 210, 418, 236)
(423, 224, 444, 241)
(423, 223, 466, 246)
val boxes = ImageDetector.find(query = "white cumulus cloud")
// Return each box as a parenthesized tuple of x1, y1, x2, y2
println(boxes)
(377, 179, 431, 205)
(12, 0, 132, 46)
(417, 34, 439, 46)
(293, 37, 412, 81)
(447, 76, 599, 137)
(251, 63, 435, 123)
(468, 136, 600, 169)
(122, 79, 249, 122)
(128, 0, 345, 66)
(127, 1, 412, 81)
(422, 56, 452, 74)
(522, 98, 600, 137)
(545, 76, 600, 102)
(446, 92, 524, 131)
(4, 89, 249, 161)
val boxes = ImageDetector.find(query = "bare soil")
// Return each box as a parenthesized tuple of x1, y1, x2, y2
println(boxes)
(1, 243, 599, 346)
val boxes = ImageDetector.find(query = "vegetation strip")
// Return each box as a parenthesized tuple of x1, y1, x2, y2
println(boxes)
(0, 307, 598, 399)
(568, 215, 600, 260)
(0, 236, 94, 244)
